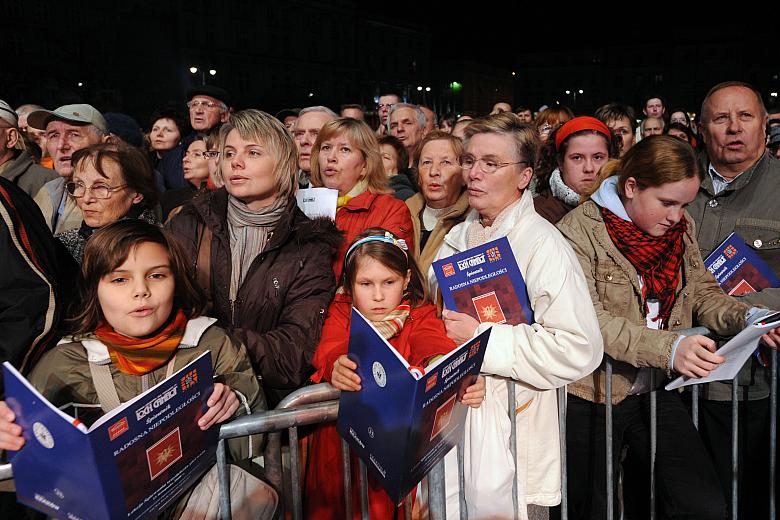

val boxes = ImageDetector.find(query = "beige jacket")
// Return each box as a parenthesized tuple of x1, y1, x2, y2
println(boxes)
(429, 190, 603, 517)
(406, 190, 470, 277)
(556, 200, 750, 405)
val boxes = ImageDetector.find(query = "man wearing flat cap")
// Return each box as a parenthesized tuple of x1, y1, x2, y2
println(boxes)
(158, 85, 231, 190)
(27, 103, 109, 234)
(0, 99, 56, 197)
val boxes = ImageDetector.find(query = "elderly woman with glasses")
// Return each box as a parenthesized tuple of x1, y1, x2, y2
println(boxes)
(57, 142, 159, 263)
(427, 113, 603, 518)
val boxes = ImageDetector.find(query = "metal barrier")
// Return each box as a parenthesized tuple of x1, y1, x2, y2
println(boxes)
(0, 345, 776, 520)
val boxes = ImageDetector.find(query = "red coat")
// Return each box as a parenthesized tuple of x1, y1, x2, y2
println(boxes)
(305, 295, 456, 519)
(333, 191, 414, 282)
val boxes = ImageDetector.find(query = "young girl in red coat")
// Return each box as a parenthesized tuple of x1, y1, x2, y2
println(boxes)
(304, 228, 486, 519)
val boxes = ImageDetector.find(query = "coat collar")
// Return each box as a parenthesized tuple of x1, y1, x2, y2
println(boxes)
(699, 150, 769, 196)
(341, 190, 378, 212)
(442, 189, 535, 252)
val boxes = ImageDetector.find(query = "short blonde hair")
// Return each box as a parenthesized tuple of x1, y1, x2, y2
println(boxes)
(218, 109, 297, 199)
(310, 118, 390, 195)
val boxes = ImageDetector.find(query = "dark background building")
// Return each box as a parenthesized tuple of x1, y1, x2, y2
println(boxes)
(2, 0, 777, 126)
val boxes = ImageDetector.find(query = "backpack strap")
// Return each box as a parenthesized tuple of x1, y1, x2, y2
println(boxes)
(88, 363, 122, 413)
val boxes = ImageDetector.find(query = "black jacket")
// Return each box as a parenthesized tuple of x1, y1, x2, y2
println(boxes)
(0, 178, 77, 389)
(167, 188, 341, 405)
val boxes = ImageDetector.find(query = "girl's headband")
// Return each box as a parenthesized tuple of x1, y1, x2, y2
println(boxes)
(345, 232, 409, 263)
(555, 116, 612, 151)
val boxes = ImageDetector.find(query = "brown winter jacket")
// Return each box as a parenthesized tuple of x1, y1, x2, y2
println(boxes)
(167, 188, 341, 406)
(557, 200, 750, 404)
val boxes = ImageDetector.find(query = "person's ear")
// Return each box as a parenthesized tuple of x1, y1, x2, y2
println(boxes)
(131, 192, 144, 205)
(623, 177, 638, 200)
(5, 128, 20, 149)
(518, 166, 533, 191)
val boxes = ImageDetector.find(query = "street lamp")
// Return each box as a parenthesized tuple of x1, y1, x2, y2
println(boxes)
(189, 66, 216, 85)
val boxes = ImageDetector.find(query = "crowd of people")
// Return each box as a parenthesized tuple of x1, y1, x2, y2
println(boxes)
(0, 79, 779, 519)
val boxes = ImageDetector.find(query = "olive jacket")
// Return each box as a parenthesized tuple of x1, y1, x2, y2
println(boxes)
(557, 199, 750, 405)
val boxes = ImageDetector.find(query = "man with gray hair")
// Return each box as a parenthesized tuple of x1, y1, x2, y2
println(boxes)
(27, 103, 109, 233)
(293, 106, 338, 188)
(389, 103, 427, 167)
(688, 80, 779, 519)
(0, 100, 56, 197)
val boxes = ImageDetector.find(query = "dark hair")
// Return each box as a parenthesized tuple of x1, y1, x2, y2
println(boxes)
(68, 220, 206, 336)
(535, 126, 619, 195)
(341, 103, 366, 114)
(439, 112, 458, 131)
(664, 122, 695, 143)
(71, 142, 159, 210)
(667, 108, 692, 127)
(643, 94, 665, 109)
(594, 103, 637, 128)
(515, 106, 531, 114)
(342, 228, 427, 306)
(378, 134, 408, 174)
(148, 109, 187, 137)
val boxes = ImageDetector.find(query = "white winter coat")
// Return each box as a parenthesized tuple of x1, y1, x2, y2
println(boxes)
(428, 190, 603, 519)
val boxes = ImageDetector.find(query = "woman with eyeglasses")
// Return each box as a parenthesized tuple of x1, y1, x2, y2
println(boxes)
(57, 143, 160, 263)
(161, 137, 212, 221)
(427, 113, 603, 518)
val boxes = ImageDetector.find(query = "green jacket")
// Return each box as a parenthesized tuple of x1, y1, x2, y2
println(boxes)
(29, 318, 266, 459)
(688, 151, 780, 399)
(557, 201, 749, 404)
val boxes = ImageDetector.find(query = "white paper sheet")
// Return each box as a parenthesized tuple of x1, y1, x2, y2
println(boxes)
(296, 187, 338, 220)
(666, 316, 780, 390)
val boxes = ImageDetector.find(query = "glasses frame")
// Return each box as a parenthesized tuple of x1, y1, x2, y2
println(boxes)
(65, 182, 128, 199)
(186, 100, 227, 111)
(459, 156, 528, 175)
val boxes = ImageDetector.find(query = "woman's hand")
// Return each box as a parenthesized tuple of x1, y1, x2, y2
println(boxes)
(198, 383, 239, 430)
(332, 355, 361, 392)
(673, 335, 724, 378)
(0, 401, 24, 451)
(442, 310, 480, 345)
(460, 376, 486, 408)
(761, 326, 780, 349)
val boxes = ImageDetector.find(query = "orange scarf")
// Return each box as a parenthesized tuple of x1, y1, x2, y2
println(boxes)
(94, 309, 187, 375)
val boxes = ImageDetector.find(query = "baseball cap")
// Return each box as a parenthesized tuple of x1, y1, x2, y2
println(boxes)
(27, 104, 109, 134)
(0, 100, 18, 127)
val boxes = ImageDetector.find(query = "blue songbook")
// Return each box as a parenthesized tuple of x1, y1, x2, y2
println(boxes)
(336, 308, 491, 504)
(4, 352, 217, 520)
(433, 236, 533, 325)
(705, 232, 780, 295)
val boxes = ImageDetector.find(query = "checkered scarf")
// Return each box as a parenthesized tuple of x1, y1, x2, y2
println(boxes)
(369, 300, 411, 340)
(601, 207, 686, 329)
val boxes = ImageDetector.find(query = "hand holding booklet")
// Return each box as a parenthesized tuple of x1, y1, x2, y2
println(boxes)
(336, 308, 491, 504)
(666, 312, 780, 390)
(3, 353, 217, 520)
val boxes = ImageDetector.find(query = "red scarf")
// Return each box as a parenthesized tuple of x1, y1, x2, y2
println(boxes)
(601, 207, 686, 329)
(94, 309, 187, 375)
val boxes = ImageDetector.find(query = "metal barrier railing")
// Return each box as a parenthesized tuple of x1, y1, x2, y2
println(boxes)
(0, 342, 776, 520)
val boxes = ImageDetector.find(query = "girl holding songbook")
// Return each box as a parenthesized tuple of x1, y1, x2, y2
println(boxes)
(0, 220, 273, 518)
(304, 228, 486, 519)
(556, 135, 780, 519)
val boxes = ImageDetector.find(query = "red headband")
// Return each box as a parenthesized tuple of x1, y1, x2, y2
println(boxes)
(555, 116, 612, 150)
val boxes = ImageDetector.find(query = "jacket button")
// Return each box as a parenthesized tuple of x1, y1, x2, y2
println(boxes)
(708, 199, 719, 208)
(683, 292, 689, 298)
(606, 273, 613, 281)
(692, 262, 698, 268)
(754, 239, 763, 248)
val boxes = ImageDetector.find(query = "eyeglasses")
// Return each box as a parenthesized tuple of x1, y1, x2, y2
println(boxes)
(65, 182, 127, 199)
(203, 150, 219, 158)
(184, 150, 209, 159)
(186, 100, 225, 111)
(459, 156, 527, 174)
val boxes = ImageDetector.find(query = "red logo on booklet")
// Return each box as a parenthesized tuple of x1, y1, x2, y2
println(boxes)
(108, 417, 129, 441)
(472, 291, 507, 324)
(180, 369, 198, 391)
(486, 246, 501, 262)
(425, 372, 438, 392)
(468, 341, 480, 359)
(146, 427, 183, 480)
(724, 245, 737, 259)
(430, 394, 457, 441)
(442, 263, 456, 277)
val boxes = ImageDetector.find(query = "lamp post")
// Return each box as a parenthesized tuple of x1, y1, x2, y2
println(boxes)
(189, 66, 217, 85)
